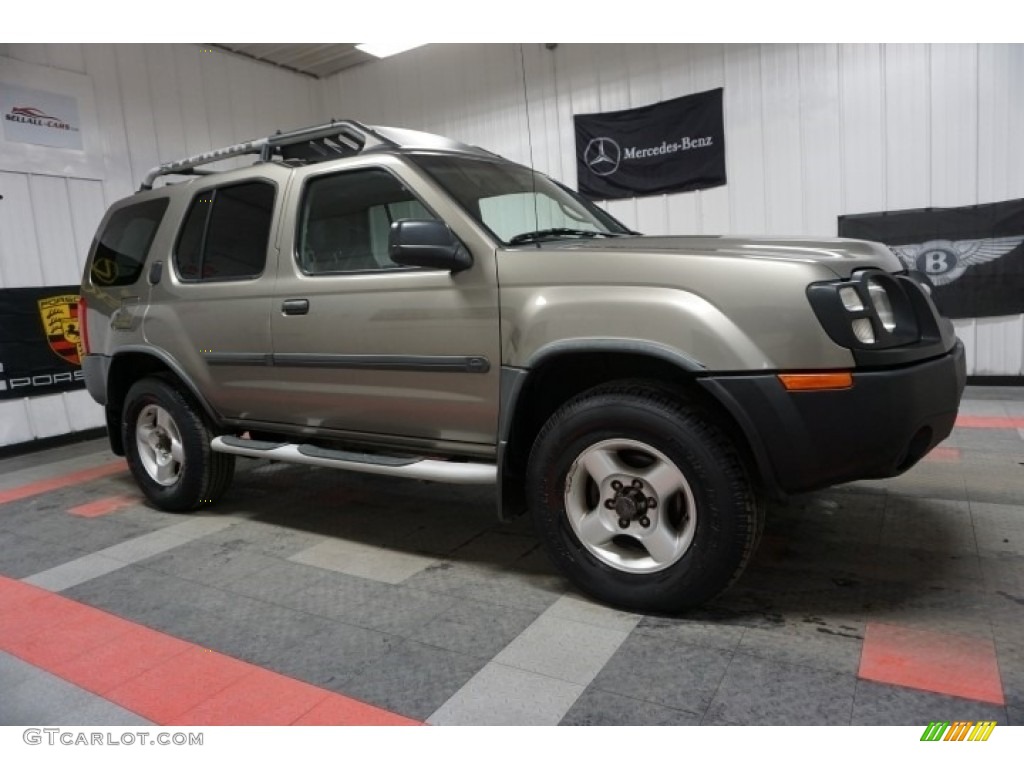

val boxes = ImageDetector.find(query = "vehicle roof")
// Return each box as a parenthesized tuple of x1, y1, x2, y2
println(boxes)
(137, 120, 498, 193)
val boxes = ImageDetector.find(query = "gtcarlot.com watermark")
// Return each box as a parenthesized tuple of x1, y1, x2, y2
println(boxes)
(23, 729, 203, 747)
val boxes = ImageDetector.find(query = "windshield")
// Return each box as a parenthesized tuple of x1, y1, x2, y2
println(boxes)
(409, 153, 633, 245)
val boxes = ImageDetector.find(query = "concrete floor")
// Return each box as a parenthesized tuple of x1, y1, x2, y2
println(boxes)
(0, 386, 1022, 726)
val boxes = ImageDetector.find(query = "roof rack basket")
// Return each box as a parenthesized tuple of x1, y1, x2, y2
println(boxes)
(139, 119, 395, 190)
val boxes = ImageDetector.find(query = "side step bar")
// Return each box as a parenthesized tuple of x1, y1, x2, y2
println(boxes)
(210, 436, 496, 485)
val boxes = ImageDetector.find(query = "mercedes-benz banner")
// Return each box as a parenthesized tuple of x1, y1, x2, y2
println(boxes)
(574, 88, 726, 201)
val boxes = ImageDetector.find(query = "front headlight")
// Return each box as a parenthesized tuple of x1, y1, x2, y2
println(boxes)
(806, 270, 921, 350)
(867, 279, 896, 332)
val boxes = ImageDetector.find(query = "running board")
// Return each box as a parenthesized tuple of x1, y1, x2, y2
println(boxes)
(210, 436, 496, 485)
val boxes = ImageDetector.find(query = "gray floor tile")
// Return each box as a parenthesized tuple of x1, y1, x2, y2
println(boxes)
(859, 582, 995, 639)
(23, 553, 129, 592)
(981, 554, 1024, 593)
(959, 395, 1012, 412)
(171, 521, 325, 559)
(407, 599, 540, 659)
(704, 653, 855, 725)
(340, 638, 488, 721)
(283, 573, 457, 636)
(0, 668, 114, 725)
(881, 497, 977, 555)
(993, 633, 1024, 708)
(560, 688, 700, 726)
(402, 561, 565, 613)
(55, 696, 153, 726)
(427, 662, 583, 725)
(736, 622, 864, 674)
(493, 613, 633, 686)
(0, 532, 88, 578)
(448, 530, 540, 567)
(274, 571, 396, 620)
(0, 439, 112, 481)
(331, 586, 458, 636)
(0, 508, 155, 554)
(544, 594, 644, 632)
(392, 520, 493, 557)
(264, 621, 404, 689)
(589, 634, 733, 715)
(634, 615, 747, 651)
(183, 602, 337, 669)
(289, 538, 439, 584)
(867, 547, 985, 591)
(970, 502, 1024, 556)
(851, 680, 1008, 725)
(137, 539, 282, 588)
(0, 651, 41, 690)
(220, 558, 336, 602)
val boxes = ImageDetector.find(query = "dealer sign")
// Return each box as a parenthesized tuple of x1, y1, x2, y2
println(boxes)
(1, 83, 83, 150)
(574, 88, 726, 201)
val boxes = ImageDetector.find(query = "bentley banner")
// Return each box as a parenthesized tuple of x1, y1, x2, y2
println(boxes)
(574, 88, 726, 200)
(0, 285, 85, 400)
(839, 199, 1024, 319)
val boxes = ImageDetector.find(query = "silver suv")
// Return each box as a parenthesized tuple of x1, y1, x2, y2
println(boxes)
(80, 120, 966, 611)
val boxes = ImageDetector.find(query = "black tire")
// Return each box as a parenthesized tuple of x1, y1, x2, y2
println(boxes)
(526, 381, 762, 613)
(122, 376, 234, 512)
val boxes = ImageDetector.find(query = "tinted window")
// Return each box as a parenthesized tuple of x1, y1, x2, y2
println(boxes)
(298, 169, 434, 275)
(174, 182, 274, 281)
(90, 198, 169, 287)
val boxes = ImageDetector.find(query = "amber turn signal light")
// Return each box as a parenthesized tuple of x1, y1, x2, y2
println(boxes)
(778, 372, 854, 391)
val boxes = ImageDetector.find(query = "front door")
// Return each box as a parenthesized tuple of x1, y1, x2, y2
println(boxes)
(266, 161, 501, 450)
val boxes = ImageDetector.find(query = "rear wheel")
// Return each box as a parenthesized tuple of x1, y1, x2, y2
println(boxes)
(526, 381, 762, 612)
(122, 377, 234, 512)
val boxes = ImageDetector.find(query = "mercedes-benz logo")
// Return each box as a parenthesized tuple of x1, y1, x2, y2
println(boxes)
(584, 137, 621, 177)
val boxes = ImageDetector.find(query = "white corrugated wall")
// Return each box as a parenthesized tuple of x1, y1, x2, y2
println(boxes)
(321, 42, 1024, 376)
(0, 44, 319, 447)
(1, 43, 1021, 447)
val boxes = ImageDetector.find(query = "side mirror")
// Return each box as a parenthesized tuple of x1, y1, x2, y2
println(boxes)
(389, 219, 473, 273)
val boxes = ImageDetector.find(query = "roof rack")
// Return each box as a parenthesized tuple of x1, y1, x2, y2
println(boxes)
(139, 119, 396, 191)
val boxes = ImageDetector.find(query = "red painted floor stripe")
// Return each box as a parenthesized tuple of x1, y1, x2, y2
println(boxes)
(68, 494, 139, 518)
(858, 622, 1005, 705)
(955, 415, 1024, 430)
(922, 446, 962, 463)
(0, 460, 126, 506)
(0, 576, 419, 726)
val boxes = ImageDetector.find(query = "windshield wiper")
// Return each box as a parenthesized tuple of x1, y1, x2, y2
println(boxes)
(508, 228, 623, 245)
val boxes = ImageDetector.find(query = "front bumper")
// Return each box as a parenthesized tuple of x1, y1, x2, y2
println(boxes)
(700, 340, 967, 496)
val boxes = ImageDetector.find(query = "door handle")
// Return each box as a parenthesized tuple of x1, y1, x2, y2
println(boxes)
(282, 299, 310, 316)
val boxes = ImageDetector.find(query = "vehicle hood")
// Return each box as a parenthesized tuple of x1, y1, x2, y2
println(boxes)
(533, 235, 901, 278)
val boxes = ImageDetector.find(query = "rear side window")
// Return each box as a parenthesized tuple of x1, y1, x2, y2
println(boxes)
(174, 182, 275, 281)
(90, 198, 169, 287)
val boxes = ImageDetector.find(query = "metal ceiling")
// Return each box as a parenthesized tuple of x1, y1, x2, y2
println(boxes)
(210, 44, 376, 79)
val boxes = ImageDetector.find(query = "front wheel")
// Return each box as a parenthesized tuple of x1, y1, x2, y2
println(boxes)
(526, 382, 762, 612)
(122, 377, 234, 512)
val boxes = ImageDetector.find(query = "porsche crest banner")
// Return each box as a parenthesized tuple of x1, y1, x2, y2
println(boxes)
(574, 88, 726, 201)
(0, 285, 85, 400)
(839, 199, 1024, 319)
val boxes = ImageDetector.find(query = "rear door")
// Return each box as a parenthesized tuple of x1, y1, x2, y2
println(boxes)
(142, 166, 291, 420)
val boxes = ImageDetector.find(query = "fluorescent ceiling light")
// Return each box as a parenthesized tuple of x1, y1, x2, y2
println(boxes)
(356, 43, 426, 59)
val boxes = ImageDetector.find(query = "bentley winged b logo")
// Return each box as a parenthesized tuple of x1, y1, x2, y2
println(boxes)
(890, 237, 1024, 286)
(583, 137, 621, 177)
